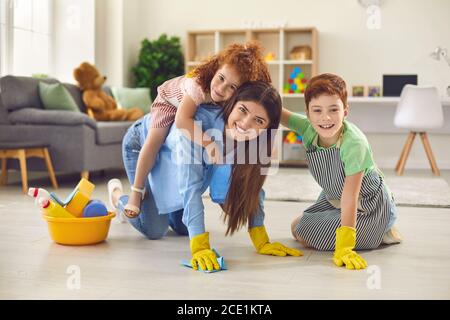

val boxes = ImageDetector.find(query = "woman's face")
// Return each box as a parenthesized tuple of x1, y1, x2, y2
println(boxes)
(210, 64, 241, 103)
(226, 100, 270, 141)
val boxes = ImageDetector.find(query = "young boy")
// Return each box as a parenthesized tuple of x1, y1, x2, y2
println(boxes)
(283, 73, 401, 270)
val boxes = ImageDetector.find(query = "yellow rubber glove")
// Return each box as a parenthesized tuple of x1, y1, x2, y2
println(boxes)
(333, 226, 368, 270)
(190, 232, 220, 271)
(249, 226, 303, 257)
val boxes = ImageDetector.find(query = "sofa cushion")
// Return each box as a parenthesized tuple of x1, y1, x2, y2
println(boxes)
(63, 83, 87, 113)
(39, 82, 80, 112)
(96, 121, 133, 144)
(8, 108, 97, 129)
(0, 94, 9, 124)
(111, 87, 152, 114)
(0, 75, 58, 111)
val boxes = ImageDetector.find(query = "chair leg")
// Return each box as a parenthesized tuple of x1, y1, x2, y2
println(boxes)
(395, 141, 408, 171)
(396, 132, 416, 176)
(419, 132, 440, 176)
(43, 148, 59, 189)
(1, 157, 7, 185)
(17, 149, 28, 193)
(81, 171, 89, 180)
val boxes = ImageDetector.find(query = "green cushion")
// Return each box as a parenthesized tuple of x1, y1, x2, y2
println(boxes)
(111, 87, 152, 114)
(39, 82, 80, 112)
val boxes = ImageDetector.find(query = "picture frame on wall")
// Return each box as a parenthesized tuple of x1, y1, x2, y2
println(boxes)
(368, 86, 381, 97)
(352, 85, 365, 97)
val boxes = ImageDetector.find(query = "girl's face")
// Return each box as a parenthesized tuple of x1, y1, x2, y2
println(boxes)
(307, 94, 348, 147)
(226, 100, 270, 141)
(210, 64, 241, 103)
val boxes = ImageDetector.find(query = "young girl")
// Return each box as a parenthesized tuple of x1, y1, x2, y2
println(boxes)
(283, 73, 401, 270)
(123, 41, 271, 219)
(109, 81, 302, 272)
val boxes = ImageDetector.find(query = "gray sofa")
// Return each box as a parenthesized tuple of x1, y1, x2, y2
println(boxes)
(0, 75, 134, 179)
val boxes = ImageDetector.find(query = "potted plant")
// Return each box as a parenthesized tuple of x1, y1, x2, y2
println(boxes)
(132, 34, 185, 100)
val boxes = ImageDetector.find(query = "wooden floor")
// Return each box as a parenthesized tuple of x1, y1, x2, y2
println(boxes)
(0, 170, 449, 299)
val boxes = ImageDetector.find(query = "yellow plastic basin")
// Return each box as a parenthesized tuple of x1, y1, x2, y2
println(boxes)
(42, 212, 115, 245)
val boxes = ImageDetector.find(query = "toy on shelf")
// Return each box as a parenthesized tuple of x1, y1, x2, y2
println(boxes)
(264, 52, 275, 61)
(283, 67, 308, 94)
(284, 131, 303, 144)
(289, 45, 312, 60)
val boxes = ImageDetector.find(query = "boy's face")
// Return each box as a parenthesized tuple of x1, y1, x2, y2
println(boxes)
(210, 64, 241, 103)
(306, 94, 348, 145)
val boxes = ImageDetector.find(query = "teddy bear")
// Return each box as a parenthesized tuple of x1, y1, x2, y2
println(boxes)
(73, 62, 144, 121)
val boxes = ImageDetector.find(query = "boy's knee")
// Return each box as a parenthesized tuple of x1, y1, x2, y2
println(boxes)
(290, 214, 302, 239)
(291, 214, 310, 248)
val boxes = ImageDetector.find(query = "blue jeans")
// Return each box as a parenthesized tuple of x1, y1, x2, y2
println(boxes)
(120, 119, 188, 239)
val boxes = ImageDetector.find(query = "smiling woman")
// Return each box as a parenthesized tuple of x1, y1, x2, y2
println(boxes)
(108, 81, 303, 272)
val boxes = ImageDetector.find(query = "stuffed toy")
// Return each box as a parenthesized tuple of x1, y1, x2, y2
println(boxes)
(73, 62, 144, 121)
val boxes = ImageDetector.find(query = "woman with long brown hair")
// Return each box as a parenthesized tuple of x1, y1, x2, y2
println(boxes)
(109, 81, 302, 272)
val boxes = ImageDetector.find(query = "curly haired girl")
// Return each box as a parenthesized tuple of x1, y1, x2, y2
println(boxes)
(120, 41, 271, 219)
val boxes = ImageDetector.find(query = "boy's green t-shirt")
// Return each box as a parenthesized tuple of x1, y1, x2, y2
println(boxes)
(288, 113, 376, 176)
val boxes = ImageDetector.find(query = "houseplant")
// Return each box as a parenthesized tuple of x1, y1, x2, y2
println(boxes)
(132, 34, 185, 100)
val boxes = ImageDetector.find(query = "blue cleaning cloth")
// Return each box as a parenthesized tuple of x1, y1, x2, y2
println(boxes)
(50, 188, 78, 207)
(181, 249, 227, 273)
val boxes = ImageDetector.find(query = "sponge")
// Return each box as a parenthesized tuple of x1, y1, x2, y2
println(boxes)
(65, 178, 95, 217)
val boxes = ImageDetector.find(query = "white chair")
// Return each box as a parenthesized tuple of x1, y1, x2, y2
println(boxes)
(394, 85, 444, 176)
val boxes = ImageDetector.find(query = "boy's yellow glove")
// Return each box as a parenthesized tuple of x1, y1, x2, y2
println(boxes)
(249, 226, 303, 257)
(333, 226, 368, 270)
(190, 232, 220, 271)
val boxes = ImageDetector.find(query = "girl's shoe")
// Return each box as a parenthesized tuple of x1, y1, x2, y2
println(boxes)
(382, 226, 402, 245)
(107, 178, 127, 223)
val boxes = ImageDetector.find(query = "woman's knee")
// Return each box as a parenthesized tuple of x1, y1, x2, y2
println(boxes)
(142, 226, 168, 240)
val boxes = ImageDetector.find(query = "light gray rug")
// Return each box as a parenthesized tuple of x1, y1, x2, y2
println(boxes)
(262, 168, 450, 208)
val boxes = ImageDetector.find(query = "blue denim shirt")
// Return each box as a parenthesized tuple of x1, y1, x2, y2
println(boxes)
(142, 104, 265, 238)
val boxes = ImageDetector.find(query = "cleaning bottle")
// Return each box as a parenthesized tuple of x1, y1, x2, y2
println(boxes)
(39, 198, 75, 218)
(28, 187, 51, 205)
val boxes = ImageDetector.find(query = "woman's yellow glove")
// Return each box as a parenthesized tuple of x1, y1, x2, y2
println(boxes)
(249, 226, 303, 257)
(190, 232, 220, 271)
(333, 226, 368, 270)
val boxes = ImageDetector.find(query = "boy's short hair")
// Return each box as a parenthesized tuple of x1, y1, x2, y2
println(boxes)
(304, 73, 348, 109)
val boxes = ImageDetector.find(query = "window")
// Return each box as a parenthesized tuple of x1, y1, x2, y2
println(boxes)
(0, 0, 52, 77)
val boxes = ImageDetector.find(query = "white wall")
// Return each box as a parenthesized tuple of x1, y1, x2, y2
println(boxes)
(95, 0, 123, 86)
(52, 0, 94, 83)
(96, 0, 450, 170)
(120, 0, 450, 94)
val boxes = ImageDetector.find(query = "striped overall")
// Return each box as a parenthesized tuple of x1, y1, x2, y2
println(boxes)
(294, 146, 392, 251)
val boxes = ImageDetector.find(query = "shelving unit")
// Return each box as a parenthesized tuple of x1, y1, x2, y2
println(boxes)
(186, 27, 319, 166)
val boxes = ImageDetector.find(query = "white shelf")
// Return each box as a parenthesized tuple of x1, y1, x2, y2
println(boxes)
(348, 96, 450, 106)
(282, 93, 304, 98)
(282, 60, 313, 65)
